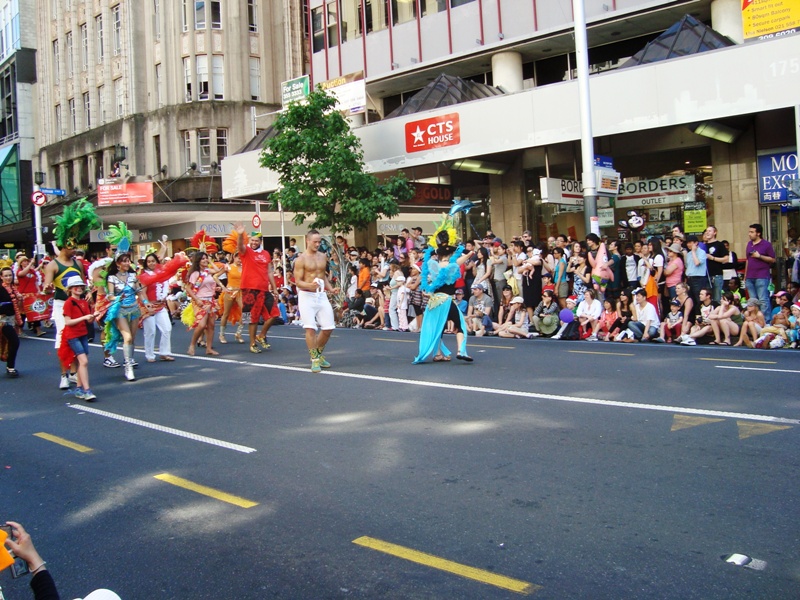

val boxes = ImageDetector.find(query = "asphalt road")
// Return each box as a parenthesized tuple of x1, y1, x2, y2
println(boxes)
(1, 323, 798, 599)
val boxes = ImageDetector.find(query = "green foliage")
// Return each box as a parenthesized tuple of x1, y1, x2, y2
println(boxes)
(259, 88, 413, 235)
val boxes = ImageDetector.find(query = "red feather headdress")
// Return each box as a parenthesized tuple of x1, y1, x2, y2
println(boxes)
(187, 230, 219, 255)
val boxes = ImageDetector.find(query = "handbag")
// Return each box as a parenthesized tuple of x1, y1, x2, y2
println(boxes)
(504, 269, 520, 296)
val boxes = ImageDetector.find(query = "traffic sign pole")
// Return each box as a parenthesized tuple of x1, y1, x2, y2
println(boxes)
(33, 186, 45, 257)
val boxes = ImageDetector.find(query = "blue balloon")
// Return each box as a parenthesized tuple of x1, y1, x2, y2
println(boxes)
(559, 308, 574, 324)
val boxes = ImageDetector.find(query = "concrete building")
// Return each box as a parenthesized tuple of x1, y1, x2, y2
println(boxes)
(0, 0, 305, 252)
(225, 0, 799, 260)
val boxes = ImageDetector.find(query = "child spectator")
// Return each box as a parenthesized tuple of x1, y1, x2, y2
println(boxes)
(754, 311, 790, 348)
(597, 299, 618, 341)
(733, 298, 765, 348)
(788, 301, 800, 348)
(654, 298, 683, 343)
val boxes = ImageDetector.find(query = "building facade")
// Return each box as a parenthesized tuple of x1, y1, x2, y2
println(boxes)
(225, 0, 800, 257)
(3, 0, 305, 250)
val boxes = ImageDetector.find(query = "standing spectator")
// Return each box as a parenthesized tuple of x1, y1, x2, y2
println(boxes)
(568, 252, 591, 299)
(0, 266, 22, 377)
(519, 244, 544, 321)
(357, 258, 372, 295)
(604, 240, 624, 302)
(745, 223, 776, 321)
(621, 243, 640, 288)
(721, 240, 739, 282)
(704, 226, 728, 302)
(664, 243, 684, 299)
(488, 241, 509, 307)
(683, 235, 708, 302)
(410, 227, 427, 252)
(387, 262, 405, 330)
(552, 247, 569, 307)
(637, 244, 659, 317)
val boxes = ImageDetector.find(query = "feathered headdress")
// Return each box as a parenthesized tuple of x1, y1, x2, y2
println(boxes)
(222, 230, 247, 255)
(427, 215, 458, 250)
(105, 222, 133, 257)
(52, 198, 101, 248)
(187, 230, 219, 255)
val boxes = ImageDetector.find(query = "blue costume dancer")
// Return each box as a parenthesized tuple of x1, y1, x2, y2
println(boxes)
(413, 229, 476, 364)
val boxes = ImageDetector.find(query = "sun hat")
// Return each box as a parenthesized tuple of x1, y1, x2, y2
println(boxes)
(510, 296, 524, 304)
(64, 275, 86, 289)
(668, 243, 683, 254)
(746, 298, 759, 307)
(539, 313, 559, 335)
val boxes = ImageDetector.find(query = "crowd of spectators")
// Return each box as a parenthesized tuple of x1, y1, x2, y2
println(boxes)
(333, 224, 800, 350)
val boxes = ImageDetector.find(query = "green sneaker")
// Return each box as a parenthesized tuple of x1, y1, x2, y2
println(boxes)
(318, 355, 331, 369)
(311, 358, 322, 373)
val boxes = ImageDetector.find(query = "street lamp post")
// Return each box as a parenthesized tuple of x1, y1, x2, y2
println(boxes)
(33, 171, 45, 257)
(250, 106, 283, 138)
(572, 0, 600, 237)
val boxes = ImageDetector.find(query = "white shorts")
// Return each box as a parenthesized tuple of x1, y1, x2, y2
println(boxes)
(297, 290, 336, 331)
(53, 299, 65, 348)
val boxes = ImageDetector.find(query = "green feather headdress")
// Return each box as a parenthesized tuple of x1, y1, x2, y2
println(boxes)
(105, 221, 133, 257)
(52, 198, 101, 248)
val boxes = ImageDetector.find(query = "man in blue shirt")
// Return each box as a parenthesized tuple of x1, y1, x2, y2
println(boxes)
(683, 234, 708, 302)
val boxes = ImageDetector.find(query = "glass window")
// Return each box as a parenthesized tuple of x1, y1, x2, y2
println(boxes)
(112, 5, 122, 56)
(212, 55, 224, 100)
(114, 78, 124, 117)
(183, 57, 192, 102)
(311, 6, 324, 53)
(83, 92, 90, 129)
(340, 0, 361, 42)
(196, 54, 208, 100)
(153, 0, 161, 41)
(450, 0, 475, 6)
(420, 0, 447, 16)
(195, 0, 205, 30)
(66, 32, 74, 77)
(249, 57, 260, 101)
(216, 128, 227, 162)
(326, 1, 338, 47)
(52, 39, 60, 81)
(55, 104, 61, 140)
(210, 1, 222, 29)
(248, 0, 258, 33)
(156, 63, 164, 107)
(391, 0, 416, 25)
(183, 130, 192, 170)
(181, 0, 189, 32)
(198, 128, 211, 172)
(96, 15, 104, 62)
(69, 98, 76, 134)
(154, 135, 162, 174)
(98, 85, 105, 123)
(80, 24, 88, 71)
(363, 0, 387, 34)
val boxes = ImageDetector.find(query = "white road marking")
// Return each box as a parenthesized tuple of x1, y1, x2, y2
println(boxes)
(66, 404, 258, 453)
(716, 365, 800, 374)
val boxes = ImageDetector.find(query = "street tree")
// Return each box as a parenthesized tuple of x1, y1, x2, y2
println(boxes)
(259, 87, 414, 236)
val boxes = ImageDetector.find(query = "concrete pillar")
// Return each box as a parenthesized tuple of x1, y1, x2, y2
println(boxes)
(711, 0, 744, 44)
(491, 52, 523, 93)
(489, 156, 525, 241)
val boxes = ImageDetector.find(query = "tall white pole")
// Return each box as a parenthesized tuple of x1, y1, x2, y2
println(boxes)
(279, 200, 287, 275)
(33, 185, 45, 257)
(572, 0, 599, 237)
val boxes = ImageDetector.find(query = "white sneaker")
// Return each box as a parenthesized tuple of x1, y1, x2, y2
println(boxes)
(124, 363, 135, 381)
(551, 334, 561, 340)
(59, 374, 70, 389)
(586, 335, 598, 341)
(680, 337, 696, 346)
(68, 373, 78, 384)
(103, 356, 121, 368)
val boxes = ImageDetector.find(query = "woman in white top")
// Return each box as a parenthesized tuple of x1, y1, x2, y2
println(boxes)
(576, 289, 603, 340)
(496, 296, 531, 338)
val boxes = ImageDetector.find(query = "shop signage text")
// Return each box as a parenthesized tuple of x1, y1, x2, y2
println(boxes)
(757, 150, 797, 204)
(539, 178, 611, 208)
(407, 183, 453, 205)
(405, 113, 460, 153)
(97, 179, 154, 206)
(615, 175, 695, 208)
(199, 223, 235, 235)
(90, 229, 140, 243)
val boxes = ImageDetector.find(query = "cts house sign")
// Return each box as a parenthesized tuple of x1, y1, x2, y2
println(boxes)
(405, 113, 460, 153)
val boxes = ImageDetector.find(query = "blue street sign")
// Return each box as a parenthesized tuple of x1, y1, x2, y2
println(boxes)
(39, 187, 66, 196)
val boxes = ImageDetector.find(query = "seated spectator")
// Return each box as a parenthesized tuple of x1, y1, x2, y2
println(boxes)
(654, 298, 683, 343)
(467, 282, 494, 336)
(576, 289, 602, 340)
(771, 290, 790, 321)
(368, 283, 386, 329)
(788, 300, 800, 348)
(734, 298, 766, 347)
(340, 289, 366, 328)
(597, 298, 618, 341)
(628, 287, 659, 342)
(357, 297, 380, 329)
(753, 311, 790, 349)
(679, 288, 718, 345)
(708, 291, 743, 345)
(611, 310, 634, 341)
(495, 284, 513, 322)
(446, 288, 468, 334)
(530, 289, 559, 337)
(496, 296, 531, 338)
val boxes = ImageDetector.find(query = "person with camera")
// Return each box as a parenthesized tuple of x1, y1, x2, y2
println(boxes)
(679, 288, 718, 345)
(3, 521, 58, 599)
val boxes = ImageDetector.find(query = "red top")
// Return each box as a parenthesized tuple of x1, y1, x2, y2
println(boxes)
(62, 296, 90, 340)
(239, 247, 272, 291)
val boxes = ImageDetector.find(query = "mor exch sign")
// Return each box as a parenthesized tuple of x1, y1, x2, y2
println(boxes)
(757, 150, 798, 204)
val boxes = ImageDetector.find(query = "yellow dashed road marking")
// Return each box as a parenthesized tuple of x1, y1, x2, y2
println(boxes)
(154, 473, 258, 508)
(33, 432, 94, 453)
(353, 536, 540, 595)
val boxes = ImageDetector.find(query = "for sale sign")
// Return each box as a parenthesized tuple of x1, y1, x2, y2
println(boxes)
(405, 113, 460, 153)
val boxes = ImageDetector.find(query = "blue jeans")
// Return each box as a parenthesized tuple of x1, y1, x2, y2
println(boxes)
(745, 278, 771, 323)
(710, 274, 724, 303)
(628, 321, 658, 340)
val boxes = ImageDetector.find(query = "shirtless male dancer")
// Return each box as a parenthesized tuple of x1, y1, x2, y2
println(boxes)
(293, 230, 338, 373)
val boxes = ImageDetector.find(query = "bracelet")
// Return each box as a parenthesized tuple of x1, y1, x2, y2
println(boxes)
(30, 561, 46, 575)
